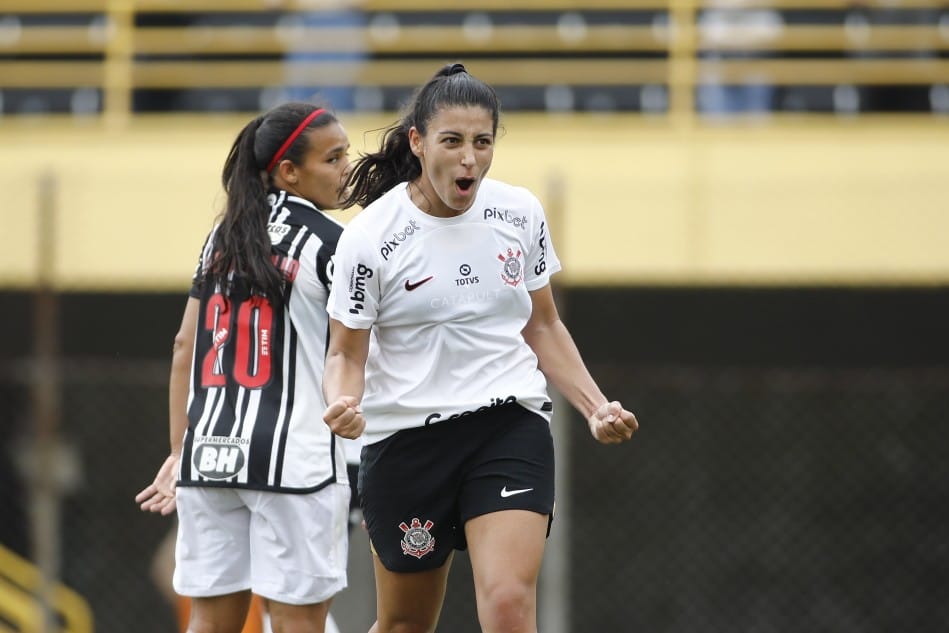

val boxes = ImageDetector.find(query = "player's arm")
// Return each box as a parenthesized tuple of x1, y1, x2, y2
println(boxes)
(322, 318, 369, 439)
(168, 297, 199, 455)
(523, 284, 638, 444)
(135, 296, 199, 514)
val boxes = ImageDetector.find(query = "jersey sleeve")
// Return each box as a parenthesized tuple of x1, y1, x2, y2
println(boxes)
(327, 222, 381, 329)
(524, 194, 562, 291)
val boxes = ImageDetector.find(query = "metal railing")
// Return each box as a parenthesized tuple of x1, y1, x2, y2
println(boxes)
(0, 1, 946, 121)
(0, 545, 94, 633)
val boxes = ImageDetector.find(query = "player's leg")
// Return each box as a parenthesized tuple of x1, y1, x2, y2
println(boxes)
(265, 600, 332, 633)
(175, 487, 256, 633)
(357, 420, 475, 633)
(465, 510, 548, 633)
(244, 484, 350, 633)
(459, 406, 555, 633)
(372, 553, 453, 633)
(188, 592, 254, 633)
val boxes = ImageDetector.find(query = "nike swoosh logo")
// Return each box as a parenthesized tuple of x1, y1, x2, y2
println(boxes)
(404, 276, 434, 291)
(500, 486, 533, 498)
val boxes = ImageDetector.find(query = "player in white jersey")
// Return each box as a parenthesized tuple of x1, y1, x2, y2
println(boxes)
(136, 102, 356, 633)
(322, 64, 639, 633)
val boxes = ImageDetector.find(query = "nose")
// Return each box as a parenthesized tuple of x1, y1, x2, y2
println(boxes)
(460, 146, 474, 167)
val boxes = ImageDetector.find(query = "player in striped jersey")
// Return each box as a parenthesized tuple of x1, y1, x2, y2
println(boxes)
(322, 64, 638, 633)
(136, 102, 357, 633)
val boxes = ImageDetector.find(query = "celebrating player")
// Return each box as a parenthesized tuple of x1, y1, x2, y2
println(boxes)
(322, 63, 639, 633)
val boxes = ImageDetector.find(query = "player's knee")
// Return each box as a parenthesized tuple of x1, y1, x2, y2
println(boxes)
(477, 581, 534, 632)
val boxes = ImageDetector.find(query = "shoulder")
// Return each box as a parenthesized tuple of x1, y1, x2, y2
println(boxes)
(279, 195, 345, 242)
(480, 178, 542, 210)
(344, 183, 409, 235)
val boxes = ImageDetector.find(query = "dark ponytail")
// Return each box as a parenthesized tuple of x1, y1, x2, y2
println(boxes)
(343, 63, 500, 209)
(206, 102, 336, 301)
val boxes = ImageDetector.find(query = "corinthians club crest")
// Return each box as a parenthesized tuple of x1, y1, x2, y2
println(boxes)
(399, 517, 435, 559)
(498, 247, 523, 287)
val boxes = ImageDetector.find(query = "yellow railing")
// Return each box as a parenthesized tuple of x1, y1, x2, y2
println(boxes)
(0, 0, 945, 123)
(0, 544, 94, 633)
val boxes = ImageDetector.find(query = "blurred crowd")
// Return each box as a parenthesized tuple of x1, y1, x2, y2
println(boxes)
(2, 4, 946, 116)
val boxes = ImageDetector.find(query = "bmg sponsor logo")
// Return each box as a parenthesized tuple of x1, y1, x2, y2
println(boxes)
(193, 440, 247, 480)
(484, 207, 527, 230)
(535, 221, 548, 275)
(348, 263, 374, 315)
(380, 219, 421, 261)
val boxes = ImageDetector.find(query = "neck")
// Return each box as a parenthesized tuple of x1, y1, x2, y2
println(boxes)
(409, 179, 463, 218)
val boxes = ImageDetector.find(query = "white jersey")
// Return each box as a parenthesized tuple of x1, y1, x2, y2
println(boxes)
(327, 178, 562, 444)
(179, 190, 348, 492)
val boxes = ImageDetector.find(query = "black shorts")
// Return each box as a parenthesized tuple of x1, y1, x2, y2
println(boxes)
(358, 403, 555, 573)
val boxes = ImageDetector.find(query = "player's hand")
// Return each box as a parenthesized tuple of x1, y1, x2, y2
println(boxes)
(323, 396, 366, 440)
(135, 454, 179, 515)
(588, 401, 638, 444)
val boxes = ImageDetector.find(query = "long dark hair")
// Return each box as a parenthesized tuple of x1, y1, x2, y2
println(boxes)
(343, 63, 500, 209)
(206, 102, 336, 300)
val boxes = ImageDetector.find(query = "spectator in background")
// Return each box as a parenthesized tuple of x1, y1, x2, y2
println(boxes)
(135, 101, 355, 633)
(267, 0, 369, 112)
(842, 3, 942, 114)
(321, 63, 639, 633)
(697, 5, 784, 115)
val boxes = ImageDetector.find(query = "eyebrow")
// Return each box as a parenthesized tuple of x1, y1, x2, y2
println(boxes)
(436, 130, 493, 138)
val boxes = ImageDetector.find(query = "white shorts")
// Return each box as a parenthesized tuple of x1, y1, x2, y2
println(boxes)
(173, 484, 350, 605)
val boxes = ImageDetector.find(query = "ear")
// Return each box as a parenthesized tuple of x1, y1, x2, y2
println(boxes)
(276, 159, 298, 185)
(408, 126, 424, 158)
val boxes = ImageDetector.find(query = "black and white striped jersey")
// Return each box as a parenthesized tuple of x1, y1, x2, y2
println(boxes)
(178, 190, 347, 493)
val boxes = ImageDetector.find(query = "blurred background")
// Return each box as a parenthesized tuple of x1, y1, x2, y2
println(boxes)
(1, 1, 948, 632)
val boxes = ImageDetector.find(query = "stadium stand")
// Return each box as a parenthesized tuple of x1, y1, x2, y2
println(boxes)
(0, 0, 947, 117)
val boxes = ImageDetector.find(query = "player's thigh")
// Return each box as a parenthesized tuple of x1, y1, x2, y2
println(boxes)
(174, 487, 252, 597)
(465, 509, 548, 597)
(372, 552, 453, 633)
(243, 484, 350, 605)
(459, 406, 555, 526)
(359, 428, 467, 573)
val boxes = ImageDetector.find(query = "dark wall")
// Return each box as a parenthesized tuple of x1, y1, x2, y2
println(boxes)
(1, 286, 947, 633)
(565, 285, 949, 368)
(558, 286, 949, 632)
(4, 285, 947, 364)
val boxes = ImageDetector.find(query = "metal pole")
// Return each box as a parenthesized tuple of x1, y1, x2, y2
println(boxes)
(669, 0, 698, 128)
(29, 170, 63, 633)
(539, 170, 570, 633)
(104, 0, 134, 127)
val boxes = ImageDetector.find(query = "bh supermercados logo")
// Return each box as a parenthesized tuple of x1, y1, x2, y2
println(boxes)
(192, 438, 248, 480)
(399, 518, 435, 559)
(498, 247, 523, 287)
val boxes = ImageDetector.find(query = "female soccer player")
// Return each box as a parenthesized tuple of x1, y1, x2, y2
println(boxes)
(136, 102, 356, 633)
(322, 63, 638, 633)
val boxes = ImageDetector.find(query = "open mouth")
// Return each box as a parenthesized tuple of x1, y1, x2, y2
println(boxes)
(455, 178, 476, 194)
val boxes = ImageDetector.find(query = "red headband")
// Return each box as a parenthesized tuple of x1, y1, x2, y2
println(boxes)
(265, 108, 326, 173)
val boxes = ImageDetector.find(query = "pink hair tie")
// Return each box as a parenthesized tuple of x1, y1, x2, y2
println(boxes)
(265, 108, 326, 173)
